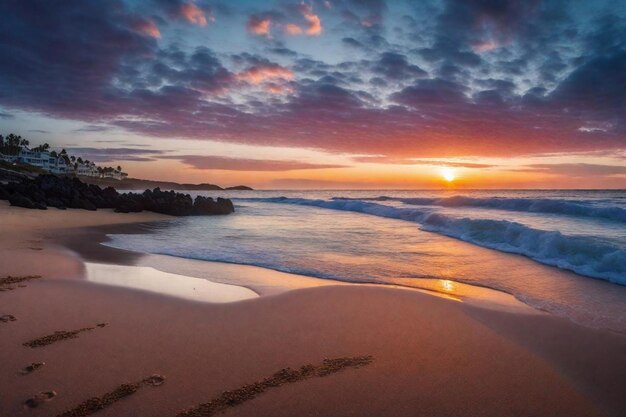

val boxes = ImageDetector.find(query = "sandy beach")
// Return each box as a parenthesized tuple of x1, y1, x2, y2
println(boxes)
(1, 201, 626, 417)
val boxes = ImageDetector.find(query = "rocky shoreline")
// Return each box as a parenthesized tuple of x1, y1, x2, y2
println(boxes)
(0, 175, 234, 216)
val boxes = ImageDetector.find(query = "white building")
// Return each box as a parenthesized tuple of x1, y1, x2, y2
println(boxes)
(76, 161, 99, 177)
(14, 147, 54, 170)
(50, 156, 70, 175)
(3, 146, 127, 180)
(101, 168, 128, 180)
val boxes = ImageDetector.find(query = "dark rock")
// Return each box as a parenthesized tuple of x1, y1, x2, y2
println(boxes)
(9, 194, 38, 209)
(46, 197, 66, 209)
(2, 174, 234, 216)
(0, 184, 10, 200)
(115, 194, 144, 213)
(217, 197, 235, 214)
(192, 196, 235, 215)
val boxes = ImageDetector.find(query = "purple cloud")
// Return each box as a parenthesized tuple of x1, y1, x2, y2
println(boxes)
(162, 155, 346, 171)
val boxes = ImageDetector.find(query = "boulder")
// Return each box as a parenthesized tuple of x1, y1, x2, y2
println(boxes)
(0, 184, 10, 200)
(45, 197, 66, 209)
(115, 194, 144, 213)
(192, 196, 235, 215)
(9, 194, 39, 209)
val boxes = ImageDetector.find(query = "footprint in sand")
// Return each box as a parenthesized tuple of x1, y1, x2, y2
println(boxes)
(54, 374, 165, 417)
(176, 356, 374, 417)
(24, 390, 57, 409)
(23, 323, 109, 348)
(1, 314, 16, 323)
(0, 275, 43, 291)
(20, 362, 45, 375)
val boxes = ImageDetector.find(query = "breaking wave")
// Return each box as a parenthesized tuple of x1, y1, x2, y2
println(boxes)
(243, 197, 626, 285)
(332, 195, 626, 223)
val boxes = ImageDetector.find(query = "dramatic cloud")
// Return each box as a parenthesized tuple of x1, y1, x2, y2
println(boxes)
(372, 53, 427, 80)
(178, 2, 212, 26)
(525, 163, 626, 177)
(299, 3, 322, 35)
(65, 147, 167, 163)
(353, 156, 496, 168)
(236, 64, 294, 85)
(338, 0, 387, 30)
(264, 83, 294, 94)
(163, 155, 345, 171)
(246, 3, 322, 37)
(132, 18, 161, 38)
(247, 15, 272, 36)
(284, 23, 303, 35)
(0, 0, 624, 164)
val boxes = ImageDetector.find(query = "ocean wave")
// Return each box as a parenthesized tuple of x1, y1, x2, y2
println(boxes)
(331, 195, 626, 222)
(247, 197, 626, 285)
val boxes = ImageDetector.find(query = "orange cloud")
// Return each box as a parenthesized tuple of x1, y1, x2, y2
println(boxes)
(265, 83, 294, 94)
(248, 4, 321, 37)
(134, 19, 161, 38)
(179, 2, 211, 26)
(283, 23, 303, 35)
(237, 65, 294, 85)
(247, 16, 272, 36)
(299, 3, 322, 35)
(472, 39, 499, 52)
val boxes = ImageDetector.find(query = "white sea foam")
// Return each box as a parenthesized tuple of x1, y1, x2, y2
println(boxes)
(246, 197, 626, 285)
(332, 195, 626, 222)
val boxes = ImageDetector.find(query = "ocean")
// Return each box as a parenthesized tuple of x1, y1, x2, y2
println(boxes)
(105, 189, 626, 333)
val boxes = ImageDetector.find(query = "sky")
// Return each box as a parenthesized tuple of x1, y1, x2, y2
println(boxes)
(0, 0, 624, 189)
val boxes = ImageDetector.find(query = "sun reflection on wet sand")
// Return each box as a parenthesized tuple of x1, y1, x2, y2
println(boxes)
(440, 279, 455, 293)
(402, 278, 538, 314)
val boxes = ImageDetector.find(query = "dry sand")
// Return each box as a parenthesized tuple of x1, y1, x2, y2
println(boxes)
(1, 201, 625, 417)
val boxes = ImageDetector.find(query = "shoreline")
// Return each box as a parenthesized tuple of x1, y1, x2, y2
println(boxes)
(59, 216, 538, 313)
(1, 202, 626, 416)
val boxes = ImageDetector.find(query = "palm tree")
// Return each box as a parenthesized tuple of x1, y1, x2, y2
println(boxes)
(4, 134, 21, 155)
(32, 143, 50, 152)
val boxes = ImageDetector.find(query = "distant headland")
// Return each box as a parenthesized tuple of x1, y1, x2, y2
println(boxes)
(79, 177, 254, 191)
(0, 133, 253, 191)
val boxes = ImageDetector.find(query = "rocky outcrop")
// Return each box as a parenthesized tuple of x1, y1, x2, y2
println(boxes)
(0, 175, 235, 216)
(192, 195, 235, 215)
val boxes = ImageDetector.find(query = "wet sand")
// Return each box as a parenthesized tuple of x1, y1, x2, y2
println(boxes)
(1, 201, 625, 416)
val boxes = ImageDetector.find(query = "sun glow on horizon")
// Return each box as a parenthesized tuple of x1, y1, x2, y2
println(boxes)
(441, 167, 456, 182)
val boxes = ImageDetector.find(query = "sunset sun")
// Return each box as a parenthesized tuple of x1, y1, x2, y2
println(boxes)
(441, 168, 456, 182)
